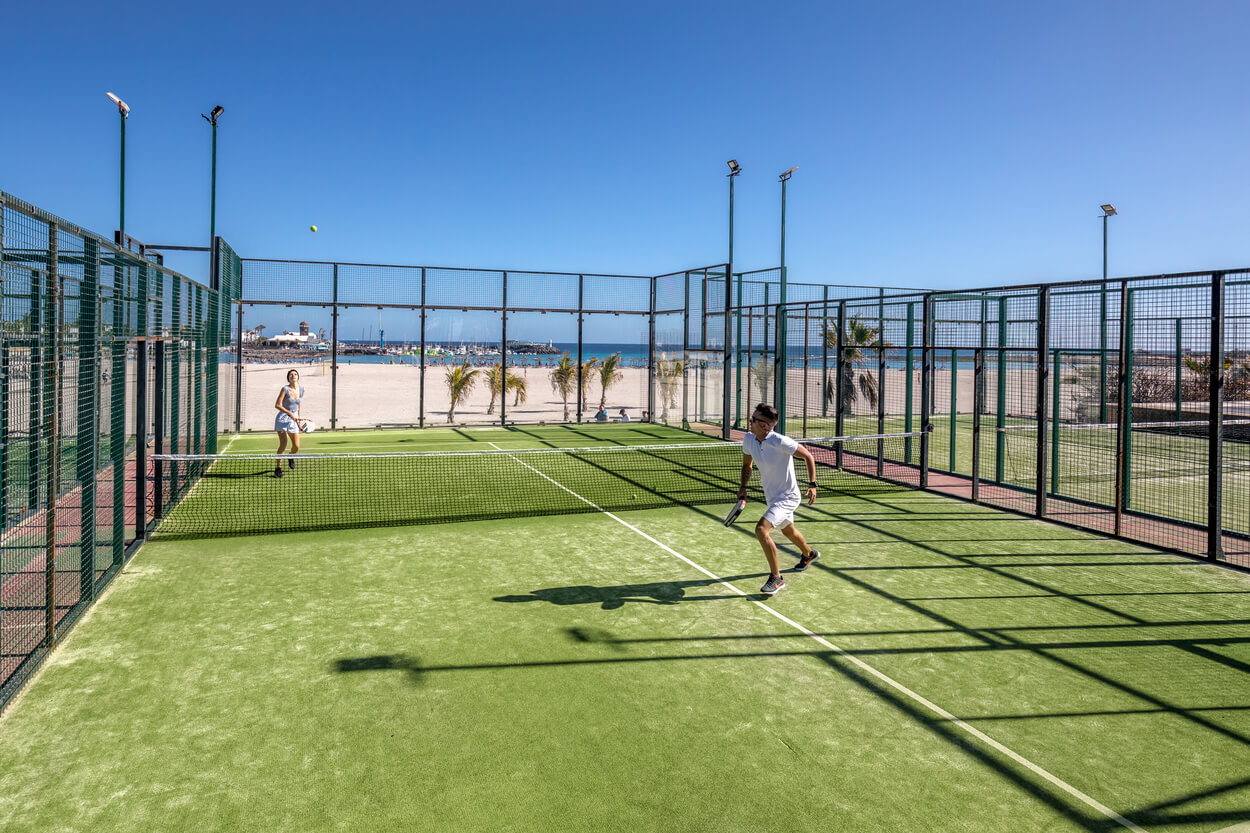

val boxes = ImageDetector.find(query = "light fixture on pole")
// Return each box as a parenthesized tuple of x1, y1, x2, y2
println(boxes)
(1099, 203, 1117, 423)
(776, 166, 798, 432)
(727, 160, 742, 429)
(106, 92, 130, 235)
(202, 106, 225, 247)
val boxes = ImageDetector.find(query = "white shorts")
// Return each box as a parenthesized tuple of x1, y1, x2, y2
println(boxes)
(761, 494, 801, 529)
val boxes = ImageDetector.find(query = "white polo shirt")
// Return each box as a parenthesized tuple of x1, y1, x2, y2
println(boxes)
(743, 430, 800, 504)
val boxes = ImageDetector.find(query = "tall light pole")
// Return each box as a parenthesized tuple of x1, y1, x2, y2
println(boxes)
(202, 106, 225, 244)
(1100, 203, 1116, 423)
(776, 167, 798, 432)
(727, 160, 742, 427)
(106, 93, 130, 236)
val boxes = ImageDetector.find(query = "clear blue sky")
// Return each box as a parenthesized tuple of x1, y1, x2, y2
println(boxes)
(5, 0, 1249, 301)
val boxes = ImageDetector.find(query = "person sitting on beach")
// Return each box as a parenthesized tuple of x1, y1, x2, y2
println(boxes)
(617, 409, 630, 422)
(274, 369, 305, 478)
(594, 407, 608, 422)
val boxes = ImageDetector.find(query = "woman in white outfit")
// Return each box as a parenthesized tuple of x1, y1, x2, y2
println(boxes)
(274, 369, 304, 478)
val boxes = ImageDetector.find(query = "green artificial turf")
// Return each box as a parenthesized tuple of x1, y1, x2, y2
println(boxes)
(2, 483, 1250, 832)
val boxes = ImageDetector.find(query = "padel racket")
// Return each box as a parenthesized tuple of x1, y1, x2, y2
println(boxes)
(723, 499, 746, 526)
(298, 419, 317, 433)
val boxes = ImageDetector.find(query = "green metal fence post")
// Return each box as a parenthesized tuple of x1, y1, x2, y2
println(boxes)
(1051, 347, 1061, 495)
(949, 348, 958, 472)
(43, 221, 60, 648)
(29, 267, 42, 516)
(904, 302, 914, 462)
(1035, 285, 1049, 517)
(1124, 289, 1135, 508)
(1208, 273, 1225, 561)
(996, 296, 1007, 483)
(78, 237, 100, 602)
(111, 256, 125, 566)
(1175, 317, 1183, 427)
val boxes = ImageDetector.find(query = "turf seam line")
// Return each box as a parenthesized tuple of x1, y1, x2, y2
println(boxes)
(488, 441, 1148, 833)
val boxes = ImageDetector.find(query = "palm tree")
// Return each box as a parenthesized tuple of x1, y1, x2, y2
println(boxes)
(656, 357, 684, 422)
(751, 356, 773, 404)
(509, 370, 527, 406)
(821, 316, 883, 415)
(597, 352, 623, 410)
(486, 364, 504, 414)
(445, 362, 479, 423)
(550, 354, 576, 422)
(580, 357, 599, 414)
(487, 363, 528, 414)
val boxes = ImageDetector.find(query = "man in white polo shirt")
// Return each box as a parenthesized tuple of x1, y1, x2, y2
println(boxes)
(737, 403, 820, 596)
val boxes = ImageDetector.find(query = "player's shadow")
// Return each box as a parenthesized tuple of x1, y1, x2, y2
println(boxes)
(494, 574, 761, 609)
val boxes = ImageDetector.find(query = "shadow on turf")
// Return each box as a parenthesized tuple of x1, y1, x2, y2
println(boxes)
(493, 573, 763, 609)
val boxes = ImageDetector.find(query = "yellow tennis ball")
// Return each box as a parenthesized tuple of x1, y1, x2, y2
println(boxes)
(310, 225, 318, 232)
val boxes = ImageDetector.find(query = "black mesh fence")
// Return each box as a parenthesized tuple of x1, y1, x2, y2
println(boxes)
(231, 262, 731, 432)
(0, 191, 223, 714)
(768, 272, 1250, 567)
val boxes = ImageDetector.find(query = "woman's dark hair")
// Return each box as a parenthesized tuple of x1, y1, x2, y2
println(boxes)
(287, 369, 300, 381)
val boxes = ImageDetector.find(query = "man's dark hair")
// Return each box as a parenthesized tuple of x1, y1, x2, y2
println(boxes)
(753, 403, 779, 423)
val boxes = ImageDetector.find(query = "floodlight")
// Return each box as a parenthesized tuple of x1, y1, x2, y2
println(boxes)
(105, 92, 130, 117)
(727, 159, 741, 176)
(779, 166, 798, 182)
(1101, 204, 1117, 216)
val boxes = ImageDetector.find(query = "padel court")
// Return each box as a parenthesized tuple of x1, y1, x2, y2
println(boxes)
(1, 425, 1249, 833)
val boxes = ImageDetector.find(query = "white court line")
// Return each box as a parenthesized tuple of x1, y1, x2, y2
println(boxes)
(487, 441, 1147, 833)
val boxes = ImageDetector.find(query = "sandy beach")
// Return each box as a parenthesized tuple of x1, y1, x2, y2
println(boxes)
(221, 359, 1236, 435)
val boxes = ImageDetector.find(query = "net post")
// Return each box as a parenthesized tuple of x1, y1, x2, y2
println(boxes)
(419, 267, 426, 429)
(44, 220, 60, 649)
(330, 264, 339, 431)
(1208, 271, 1225, 561)
(234, 301, 243, 433)
(153, 339, 165, 519)
(501, 271, 508, 427)
(135, 337, 148, 541)
(835, 301, 846, 468)
(972, 348, 983, 502)
(1034, 285, 1049, 518)
(1114, 280, 1129, 536)
(920, 294, 933, 488)
(722, 265, 732, 440)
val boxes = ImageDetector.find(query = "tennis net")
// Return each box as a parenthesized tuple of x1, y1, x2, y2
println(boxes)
(150, 431, 926, 538)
